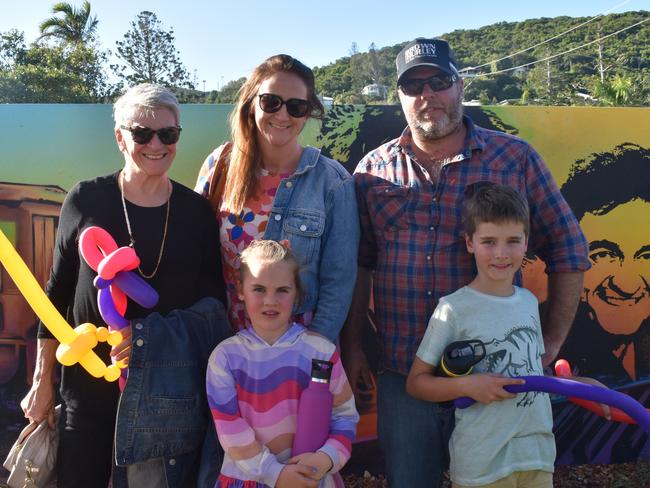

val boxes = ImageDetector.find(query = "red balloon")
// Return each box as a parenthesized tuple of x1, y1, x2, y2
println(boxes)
(79, 226, 118, 271)
(98, 246, 139, 280)
(554, 359, 635, 424)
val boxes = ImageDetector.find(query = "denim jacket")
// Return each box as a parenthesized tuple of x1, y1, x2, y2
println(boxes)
(263, 146, 360, 342)
(113, 297, 231, 488)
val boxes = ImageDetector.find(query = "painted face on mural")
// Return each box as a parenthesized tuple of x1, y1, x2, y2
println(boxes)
(398, 66, 464, 141)
(580, 199, 650, 336)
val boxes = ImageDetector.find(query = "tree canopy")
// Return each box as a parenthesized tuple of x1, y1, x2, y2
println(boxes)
(111, 11, 193, 90)
(0, 28, 110, 103)
(0, 7, 647, 105)
(38, 1, 98, 45)
(313, 11, 649, 106)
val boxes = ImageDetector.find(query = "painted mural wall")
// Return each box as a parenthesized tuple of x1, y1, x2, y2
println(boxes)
(0, 104, 648, 467)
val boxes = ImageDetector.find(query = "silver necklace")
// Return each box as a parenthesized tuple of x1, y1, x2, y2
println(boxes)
(119, 171, 171, 279)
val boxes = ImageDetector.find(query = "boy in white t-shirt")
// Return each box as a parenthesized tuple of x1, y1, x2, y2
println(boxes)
(407, 182, 555, 488)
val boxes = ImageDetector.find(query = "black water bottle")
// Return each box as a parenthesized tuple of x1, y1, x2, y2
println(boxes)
(437, 339, 486, 377)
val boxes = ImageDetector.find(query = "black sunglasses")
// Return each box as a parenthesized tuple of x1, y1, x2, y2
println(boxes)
(120, 125, 182, 145)
(399, 73, 458, 96)
(258, 93, 311, 118)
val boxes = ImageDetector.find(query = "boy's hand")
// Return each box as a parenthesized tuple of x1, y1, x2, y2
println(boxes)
(276, 464, 319, 488)
(288, 451, 334, 480)
(464, 374, 525, 404)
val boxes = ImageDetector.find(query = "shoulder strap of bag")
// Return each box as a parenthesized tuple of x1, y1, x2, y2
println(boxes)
(208, 141, 233, 212)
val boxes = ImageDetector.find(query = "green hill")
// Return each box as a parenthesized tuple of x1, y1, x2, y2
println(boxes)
(313, 11, 649, 106)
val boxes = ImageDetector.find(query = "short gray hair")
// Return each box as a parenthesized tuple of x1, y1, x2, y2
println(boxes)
(113, 83, 181, 129)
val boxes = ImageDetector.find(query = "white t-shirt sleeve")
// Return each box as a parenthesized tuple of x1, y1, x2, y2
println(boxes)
(416, 299, 457, 367)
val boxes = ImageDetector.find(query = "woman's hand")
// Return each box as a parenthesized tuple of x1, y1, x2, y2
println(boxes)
(288, 451, 334, 480)
(110, 324, 132, 365)
(21, 379, 56, 429)
(21, 338, 58, 429)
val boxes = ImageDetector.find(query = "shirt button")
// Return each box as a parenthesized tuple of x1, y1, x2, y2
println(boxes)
(432, 197, 437, 202)
(427, 291, 432, 296)
(285, 181, 293, 188)
(426, 255, 432, 261)
(135, 338, 144, 347)
(168, 458, 176, 466)
(274, 214, 282, 221)
(429, 226, 434, 231)
(299, 224, 307, 232)
(134, 322, 143, 330)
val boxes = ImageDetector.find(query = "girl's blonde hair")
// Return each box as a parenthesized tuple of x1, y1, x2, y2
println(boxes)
(239, 240, 304, 305)
(224, 54, 324, 214)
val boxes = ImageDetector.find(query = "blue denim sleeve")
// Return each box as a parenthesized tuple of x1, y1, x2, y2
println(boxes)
(309, 176, 360, 342)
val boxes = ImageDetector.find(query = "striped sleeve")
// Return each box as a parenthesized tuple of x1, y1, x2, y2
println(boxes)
(206, 345, 285, 487)
(318, 349, 360, 473)
(194, 150, 217, 198)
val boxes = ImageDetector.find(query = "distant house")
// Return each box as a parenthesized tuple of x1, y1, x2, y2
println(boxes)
(319, 95, 334, 108)
(511, 66, 528, 76)
(362, 84, 388, 100)
(0, 182, 66, 384)
(459, 68, 479, 79)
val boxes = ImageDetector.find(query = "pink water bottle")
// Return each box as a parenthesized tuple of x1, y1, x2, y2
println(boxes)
(292, 359, 334, 455)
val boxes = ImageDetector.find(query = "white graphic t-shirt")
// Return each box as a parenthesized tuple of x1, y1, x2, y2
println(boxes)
(417, 286, 555, 486)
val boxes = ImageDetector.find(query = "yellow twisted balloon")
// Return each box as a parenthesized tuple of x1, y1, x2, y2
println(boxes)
(0, 230, 124, 382)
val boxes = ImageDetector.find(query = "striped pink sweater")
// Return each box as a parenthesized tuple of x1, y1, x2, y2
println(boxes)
(206, 323, 359, 487)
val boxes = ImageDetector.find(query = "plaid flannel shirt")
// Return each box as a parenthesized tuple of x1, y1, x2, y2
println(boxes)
(354, 116, 590, 374)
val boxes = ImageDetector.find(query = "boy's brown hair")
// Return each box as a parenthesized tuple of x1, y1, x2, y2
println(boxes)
(462, 182, 530, 237)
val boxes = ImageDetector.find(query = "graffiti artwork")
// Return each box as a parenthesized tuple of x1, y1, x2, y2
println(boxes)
(0, 104, 649, 467)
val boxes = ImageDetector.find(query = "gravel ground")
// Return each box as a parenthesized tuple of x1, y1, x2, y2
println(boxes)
(343, 462, 650, 488)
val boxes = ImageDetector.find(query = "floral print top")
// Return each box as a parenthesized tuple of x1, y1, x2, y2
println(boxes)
(218, 169, 313, 331)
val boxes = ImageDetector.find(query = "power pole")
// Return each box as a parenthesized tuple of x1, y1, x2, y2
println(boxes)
(546, 48, 552, 100)
(596, 25, 606, 83)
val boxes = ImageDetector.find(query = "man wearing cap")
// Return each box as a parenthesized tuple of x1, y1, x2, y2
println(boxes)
(341, 38, 589, 487)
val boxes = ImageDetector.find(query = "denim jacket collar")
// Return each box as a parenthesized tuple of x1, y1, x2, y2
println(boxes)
(293, 146, 321, 176)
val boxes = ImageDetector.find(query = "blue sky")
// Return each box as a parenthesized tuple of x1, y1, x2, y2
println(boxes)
(1, 0, 644, 90)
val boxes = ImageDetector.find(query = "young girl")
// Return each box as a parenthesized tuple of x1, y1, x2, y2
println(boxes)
(206, 240, 359, 488)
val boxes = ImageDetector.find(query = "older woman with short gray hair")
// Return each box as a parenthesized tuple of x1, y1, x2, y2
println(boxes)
(22, 83, 226, 488)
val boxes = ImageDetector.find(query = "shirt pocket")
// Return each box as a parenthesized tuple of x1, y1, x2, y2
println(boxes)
(283, 208, 325, 264)
(367, 185, 411, 241)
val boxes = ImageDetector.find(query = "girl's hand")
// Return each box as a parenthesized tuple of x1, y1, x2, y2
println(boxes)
(276, 464, 319, 488)
(464, 373, 526, 404)
(288, 451, 334, 480)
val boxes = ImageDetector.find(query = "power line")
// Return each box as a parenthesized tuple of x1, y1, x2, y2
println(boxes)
(459, 0, 632, 73)
(468, 16, 649, 78)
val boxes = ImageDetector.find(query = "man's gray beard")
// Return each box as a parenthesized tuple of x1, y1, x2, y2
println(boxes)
(413, 100, 464, 141)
